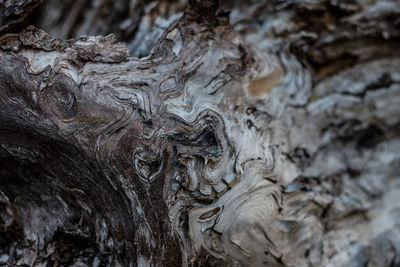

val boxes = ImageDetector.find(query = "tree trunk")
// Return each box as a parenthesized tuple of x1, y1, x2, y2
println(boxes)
(0, 0, 400, 266)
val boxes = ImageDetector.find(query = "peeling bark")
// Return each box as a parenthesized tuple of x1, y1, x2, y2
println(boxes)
(1, 0, 400, 266)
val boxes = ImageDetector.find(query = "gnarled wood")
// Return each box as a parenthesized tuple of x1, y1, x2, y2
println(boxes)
(1, 0, 400, 266)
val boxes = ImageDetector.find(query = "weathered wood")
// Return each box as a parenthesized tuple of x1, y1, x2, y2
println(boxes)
(0, 0, 42, 32)
(28, 0, 187, 58)
(1, 0, 400, 266)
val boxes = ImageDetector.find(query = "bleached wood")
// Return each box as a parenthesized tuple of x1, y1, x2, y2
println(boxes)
(0, 0, 400, 266)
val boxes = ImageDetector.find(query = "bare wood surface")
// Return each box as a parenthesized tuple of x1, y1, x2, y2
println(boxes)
(1, 0, 400, 266)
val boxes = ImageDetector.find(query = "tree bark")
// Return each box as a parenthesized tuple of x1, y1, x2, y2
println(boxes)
(0, 0, 400, 266)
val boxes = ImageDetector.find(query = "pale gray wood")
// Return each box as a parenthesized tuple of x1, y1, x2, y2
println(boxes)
(0, 0, 399, 266)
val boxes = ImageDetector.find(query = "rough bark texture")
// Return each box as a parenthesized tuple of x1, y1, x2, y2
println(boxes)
(1, 0, 400, 266)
